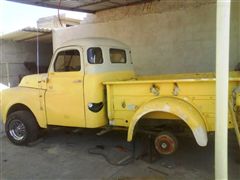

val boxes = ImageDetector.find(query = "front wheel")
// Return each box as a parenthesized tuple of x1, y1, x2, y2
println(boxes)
(5, 110, 40, 145)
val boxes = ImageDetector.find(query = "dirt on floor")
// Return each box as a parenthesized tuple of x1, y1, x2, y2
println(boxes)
(0, 128, 239, 180)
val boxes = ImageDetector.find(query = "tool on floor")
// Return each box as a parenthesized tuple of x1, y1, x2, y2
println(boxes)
(88, 141, 135, 166)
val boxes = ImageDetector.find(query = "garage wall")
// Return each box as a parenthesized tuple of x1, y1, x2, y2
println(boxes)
(238, 3, 240, 63)
(53, 1, 240, 75)
(230, 2, 240, 71)
(0, 40, 52, 87)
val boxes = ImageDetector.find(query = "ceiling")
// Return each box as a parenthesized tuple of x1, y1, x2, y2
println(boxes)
(7, 0, 153, 13)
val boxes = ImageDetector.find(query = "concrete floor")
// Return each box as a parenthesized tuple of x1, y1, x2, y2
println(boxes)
(0, 127, 239, 180)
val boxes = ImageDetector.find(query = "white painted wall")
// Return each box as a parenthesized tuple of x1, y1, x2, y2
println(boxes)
(53, 2, 240, 75)
(0, 40, 52, 87)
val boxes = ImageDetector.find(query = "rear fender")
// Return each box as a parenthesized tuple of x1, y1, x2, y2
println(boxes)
(127, 97, 208, 146)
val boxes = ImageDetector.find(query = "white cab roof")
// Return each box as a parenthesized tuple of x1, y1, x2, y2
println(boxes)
(59, 37, 129, 49)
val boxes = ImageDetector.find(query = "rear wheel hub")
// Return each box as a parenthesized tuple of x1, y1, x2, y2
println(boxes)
(154, 132, 178, 155)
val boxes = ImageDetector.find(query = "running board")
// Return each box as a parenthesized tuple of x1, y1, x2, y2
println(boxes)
(96, 127, 112, 136)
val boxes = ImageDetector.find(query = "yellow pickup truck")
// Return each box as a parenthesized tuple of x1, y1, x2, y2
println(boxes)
(1, 38, 240, 155)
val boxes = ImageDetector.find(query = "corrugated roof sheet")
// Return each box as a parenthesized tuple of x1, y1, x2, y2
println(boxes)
(0, 27, 52, 42)
(7, 0, 153, 13)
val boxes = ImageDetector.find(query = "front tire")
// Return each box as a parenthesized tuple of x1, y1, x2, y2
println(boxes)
(5, 110, 40, 145)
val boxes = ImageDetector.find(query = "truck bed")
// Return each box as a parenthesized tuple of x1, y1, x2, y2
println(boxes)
(103, 71, 240, 132)
(104, 71, 240, 85)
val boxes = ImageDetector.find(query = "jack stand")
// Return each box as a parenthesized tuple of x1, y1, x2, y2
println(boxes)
(137, 133, 159, 163)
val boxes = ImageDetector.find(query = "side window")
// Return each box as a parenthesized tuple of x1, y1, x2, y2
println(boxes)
(109, 49, 126, 63)
(87, 47, 103, 64)
(54, 50, 80, 72)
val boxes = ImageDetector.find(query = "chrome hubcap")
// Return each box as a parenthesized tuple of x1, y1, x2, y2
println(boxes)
(9, 120, 26, 141)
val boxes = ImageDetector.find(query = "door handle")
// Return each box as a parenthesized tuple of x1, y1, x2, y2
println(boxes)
(73, 80, 82, 83)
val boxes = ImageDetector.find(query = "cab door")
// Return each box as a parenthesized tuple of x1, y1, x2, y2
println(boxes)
(45, 47, 85, 127)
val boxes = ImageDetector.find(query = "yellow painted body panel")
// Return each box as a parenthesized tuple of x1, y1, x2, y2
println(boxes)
(83, 71, 135, 128)
(236, 93, 240, 106)
(45, 71, 85, 127)
(138, 71, 240, 81)
(1, 87, 47, 128)
(19, 74, 47, 89)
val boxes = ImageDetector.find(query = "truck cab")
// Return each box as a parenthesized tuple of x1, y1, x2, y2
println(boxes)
(1, 38, 135, 145)
(43, 38, 135, 128)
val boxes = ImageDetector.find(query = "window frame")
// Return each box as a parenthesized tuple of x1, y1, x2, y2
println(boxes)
(53, 49, 81, 73)
(109, 48, 127, 64)
(87, 47, 104, 64)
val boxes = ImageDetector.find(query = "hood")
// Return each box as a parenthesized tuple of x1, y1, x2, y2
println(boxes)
(19, 73, 48, 89)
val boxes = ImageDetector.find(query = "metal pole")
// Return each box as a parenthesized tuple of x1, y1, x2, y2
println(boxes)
(6, 63, 10, 87)
(215, 0, 231, 179)
(36, 26, 40, 74)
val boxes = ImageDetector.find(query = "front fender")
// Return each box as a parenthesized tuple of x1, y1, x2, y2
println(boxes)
(1, 87, 47, 128)
(127, 96, 208, 146)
